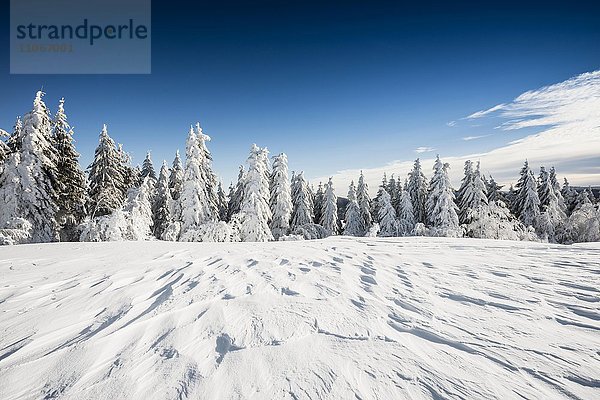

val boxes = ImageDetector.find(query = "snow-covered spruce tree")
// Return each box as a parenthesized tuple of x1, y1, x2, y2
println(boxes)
(372, 173, 387, 219)
(549, 167, 566, 214)
(320, 178, 339, 235)
(6, 117, 23, 152)
(313, 181, 324, 224)
(387, 174, 398, 212)
(466, 200, 521, 241)
(392, 179, 403, 217)
(227, 165, 245, 221)
(269, 153, 293, 239)
(178, 128, 213, 240)
(168, 150, 184, 201)
(140, 151, 157, 182)
(343, 181, 364, 236)
(456, 160, 474, 222)
(561, 178, 579, 215)
(152, 162, 173, 239)
(216, 182, 228, 221)
(407, 159, 429, 224)
(564, 192, 600, 243)
(536, 168, 566, 242)
(457, 161, 488, 225)
(123, 177, 154, 240)
(356, 171, 372, 233)
(87, 125, 126, 217)
(291, 172, 314, 229)
(427, 158, 461, 237)
(537, 166, 550, 207)
(486, 175, 504, 203)
(0, 153, 33, 244)
(397, 180, 416, 235)
(513, 161, 541, 228)
(238, 144, 273, 242)
(0, 129, 9, 174)
(195, 123, 219, 221)
(10, 91, 59, 242)
(52, 98, 87, 240)
(377, 188, 398, 237)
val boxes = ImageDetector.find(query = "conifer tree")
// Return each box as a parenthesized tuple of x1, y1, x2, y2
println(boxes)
(458, 161, 488, 224)
(195, 123, 220, 221)
(561, 178, 578, 215)
(10, 91, 60, 242)
(179, 128, 213, 239)
(313, 181, 324, 224)
(343, 181, 364, 236)
(0, 153, 27, 231)
(227, 165, 245, 221)
(6, 117, 23, 152)
(427, 157, 460, 236)
(216, 182, 228, 221)
(169, 150, 184, 201)
(537, 172, 566, 242)
(487, 175, 504, 203)
(52, 98, 87, 240)
(456, 160, 473, 217)
(514, 161, 541, 227)
(373, 173, 388, 219)
(0, 129, 9, 174)
(239, 144, 273, 241)
(123, 177, 154, 240)
(152, 162, 173, 239)
(549, 167, 566, 213)
(141, 151, 157, 182)
(117, 143, 139, 193)
(269, 153, 293, 239)
(291, 172, 314, 229)
(407, 159, 428, 224)
(356, 171, 372, 233)
(397, 180, 416, 235)
(88, 125, 126, 217)
(377, 188, 398, 237)
(320, 178, 339, 235)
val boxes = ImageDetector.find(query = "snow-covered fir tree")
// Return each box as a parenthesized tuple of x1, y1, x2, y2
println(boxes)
(320, 178, 339, 235)
(10, 91, 59, 242)
(372, 173, 387, 219)
(549, 167, 566, 213)
(119, 145, 140, 193)
(0, 153, 29, 240)
(564, 192, 600, 243)
(238, 144, 273, 242)
(152, 162, 173, 239)
(561, 178, 579, 215)
(514, 161, 541, 228)
(140, 151, 157, 182)
(227, 165, 245, 221)
(178, 128, 213, 240)
(343, 181, 364, 236)
(0, 129, 9, 174)
(313, 181, 324, 224)
(466, 200, 521, 240)
(457, 161, 488, 225)
(486, 175, 504, 203)
(537, 174, 566, 242)
(456, 160, 474, 221)
(291, 172, 314, 229)
(427, 157, 460, 237)
(123, 177, 154, 240)
(87, 125, 126, 217)
(387, 174, 398, 213)
(195, 123, 220, 221)
(356, 171, 372, 233)
(216, 182, 228, 221)
(377, 188, 398, 237)
(52, 98, 87, 240)
(269, 153, 293, 239)
(6, 117, 23, 152)
(397, 180, 416, 235)
(407, 159, 428, 224)
(168, 150, 184, 201)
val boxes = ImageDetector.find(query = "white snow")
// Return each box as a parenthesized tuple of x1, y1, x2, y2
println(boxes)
(1, 238, 599, 399)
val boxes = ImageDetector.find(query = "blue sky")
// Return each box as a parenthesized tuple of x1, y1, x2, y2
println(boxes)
(1, 0, 599, 187)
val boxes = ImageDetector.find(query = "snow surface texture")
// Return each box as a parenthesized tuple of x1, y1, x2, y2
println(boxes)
(0, 238, 599, 399)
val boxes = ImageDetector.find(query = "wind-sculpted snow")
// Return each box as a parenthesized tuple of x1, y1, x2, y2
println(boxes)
(1, 238, 599, 399)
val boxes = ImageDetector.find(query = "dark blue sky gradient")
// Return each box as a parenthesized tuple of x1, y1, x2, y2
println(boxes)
(1, 0, 599, 185)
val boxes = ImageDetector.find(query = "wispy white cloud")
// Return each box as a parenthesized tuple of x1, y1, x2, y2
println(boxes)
(414, 146, 435, 154)
(314, 70, 600, 189)
(446, 120, 457, 127)
(462, 134, 491, 141)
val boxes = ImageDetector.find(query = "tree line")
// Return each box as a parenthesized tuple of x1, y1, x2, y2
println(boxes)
(1, 92, 598, 245)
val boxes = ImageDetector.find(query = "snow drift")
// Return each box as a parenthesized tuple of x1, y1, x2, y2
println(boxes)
(0, 238, 599, 399)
